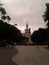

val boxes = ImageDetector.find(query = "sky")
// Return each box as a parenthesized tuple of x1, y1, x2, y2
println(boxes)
(0, 0, 49, 33)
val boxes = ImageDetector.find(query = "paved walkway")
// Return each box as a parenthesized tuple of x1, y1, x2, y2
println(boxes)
(12, 46, 49, 65)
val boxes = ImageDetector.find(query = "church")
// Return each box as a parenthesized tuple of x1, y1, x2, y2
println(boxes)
(23, 22, 32, 45)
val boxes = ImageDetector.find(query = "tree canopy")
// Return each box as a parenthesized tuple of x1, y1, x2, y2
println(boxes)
(0, 20, 25, 45)
(43, 3, 49, 28)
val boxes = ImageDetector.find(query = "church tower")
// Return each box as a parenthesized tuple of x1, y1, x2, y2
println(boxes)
(24, 22, 32, 45)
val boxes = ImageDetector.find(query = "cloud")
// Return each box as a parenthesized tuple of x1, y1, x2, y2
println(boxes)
(1, 0, 49, 33)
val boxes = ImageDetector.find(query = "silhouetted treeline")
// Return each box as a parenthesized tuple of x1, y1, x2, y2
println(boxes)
(0, 20, 25, 46)
(31, 28, 48, 45)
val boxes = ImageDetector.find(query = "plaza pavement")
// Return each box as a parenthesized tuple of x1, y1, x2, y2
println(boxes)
(12, 45, 49, 65)
(0, 45, 49, 65)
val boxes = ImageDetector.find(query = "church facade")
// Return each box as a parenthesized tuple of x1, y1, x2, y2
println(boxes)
(23, 22, 32, 45)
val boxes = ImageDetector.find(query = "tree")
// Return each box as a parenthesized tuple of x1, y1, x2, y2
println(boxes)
(31, 28, 47, 45)
(0, 3, 11, 23)
(43, 3, 49, 28)
(43, 3, 49, 48)
(0, 3, 25, 46)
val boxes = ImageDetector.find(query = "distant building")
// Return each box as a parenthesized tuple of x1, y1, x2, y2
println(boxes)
(23, 22, 32, 45)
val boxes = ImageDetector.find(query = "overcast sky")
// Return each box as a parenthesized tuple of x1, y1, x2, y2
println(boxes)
(0, 0, 49, 33)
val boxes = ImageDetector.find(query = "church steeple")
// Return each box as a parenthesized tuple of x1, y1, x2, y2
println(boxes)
(26, 22, 28, 29)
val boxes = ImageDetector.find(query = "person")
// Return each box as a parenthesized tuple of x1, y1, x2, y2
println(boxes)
(11, 41, 14, 48)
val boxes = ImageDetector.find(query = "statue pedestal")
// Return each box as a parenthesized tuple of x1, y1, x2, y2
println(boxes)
(25, 38, 33, 45)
